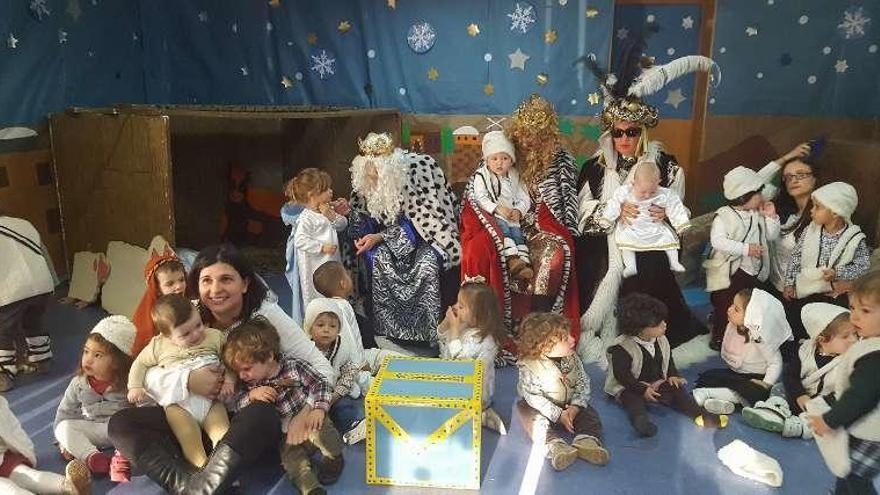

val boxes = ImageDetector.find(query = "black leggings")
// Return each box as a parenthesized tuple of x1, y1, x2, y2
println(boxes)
(109, 402, 281, 470)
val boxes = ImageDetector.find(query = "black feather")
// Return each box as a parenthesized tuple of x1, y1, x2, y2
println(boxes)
(612, 22, 660, 97)
(573, 53, 609, 89)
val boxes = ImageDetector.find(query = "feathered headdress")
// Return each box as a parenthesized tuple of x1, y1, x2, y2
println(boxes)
(576, 24, 720, 129)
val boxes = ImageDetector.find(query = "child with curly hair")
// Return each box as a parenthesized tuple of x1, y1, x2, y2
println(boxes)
(516, 312, 609, 471)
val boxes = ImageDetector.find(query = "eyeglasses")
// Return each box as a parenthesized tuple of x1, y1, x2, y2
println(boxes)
(782, 172, 814, 183)
(610, 127, 642, 139)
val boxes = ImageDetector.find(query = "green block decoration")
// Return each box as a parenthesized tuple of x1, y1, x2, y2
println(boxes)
(580, 123, 603, 141)
(401, 122, 411, 148)
(441, 126, 454, 154)
(558, 118, 574, 136)
(575, 155, 589, 170)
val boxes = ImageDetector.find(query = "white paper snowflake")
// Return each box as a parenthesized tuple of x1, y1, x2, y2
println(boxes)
(407, 22, 436, 53)
(310, 49, 336, 79)
(30, 0, 51, 20)
(508, 2, 536, 34)
(838, 6, 871, 39)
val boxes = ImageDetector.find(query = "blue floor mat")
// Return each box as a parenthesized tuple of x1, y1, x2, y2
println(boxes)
(5, 276, 876, 494)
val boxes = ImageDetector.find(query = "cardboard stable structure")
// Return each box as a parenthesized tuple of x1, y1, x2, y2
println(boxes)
(48, 105, 400, 269)
(366, 356, 483, 490)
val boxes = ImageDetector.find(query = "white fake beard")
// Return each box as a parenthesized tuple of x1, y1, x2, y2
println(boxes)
(350, 149, 409, 223)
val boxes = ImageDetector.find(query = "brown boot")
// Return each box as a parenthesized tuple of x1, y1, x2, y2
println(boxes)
(316, 454, 344, 485)
(572, 436, 609, 466)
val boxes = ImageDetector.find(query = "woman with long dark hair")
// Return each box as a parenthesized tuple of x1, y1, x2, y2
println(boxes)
(109, 244, 332, 494)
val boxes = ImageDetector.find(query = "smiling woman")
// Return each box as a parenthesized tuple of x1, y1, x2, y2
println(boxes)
(108, 244, 334, 494)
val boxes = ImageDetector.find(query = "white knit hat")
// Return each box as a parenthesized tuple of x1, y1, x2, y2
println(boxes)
(801, 303, 849, 340)
(811, 182, 858, 221)
(303, 298, 344, 335)
(723, 166, 764, 200)
(91, 315, 136, 356)
(481, 130, 516, 162)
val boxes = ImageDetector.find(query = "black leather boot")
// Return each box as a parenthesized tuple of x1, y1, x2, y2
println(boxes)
(133, 443, 194, 494)
(184, 443, 244, 495)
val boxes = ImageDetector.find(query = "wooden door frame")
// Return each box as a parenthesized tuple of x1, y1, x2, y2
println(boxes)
(614, 0, 717, 205)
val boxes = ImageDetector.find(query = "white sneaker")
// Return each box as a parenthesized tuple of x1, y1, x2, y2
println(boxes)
(343, 419, 367, 445)
(704, 398, 736, 415)
(692, 388, 710, 407)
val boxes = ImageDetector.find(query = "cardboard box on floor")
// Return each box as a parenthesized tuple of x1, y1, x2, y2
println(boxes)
(0, 150, 65, 277)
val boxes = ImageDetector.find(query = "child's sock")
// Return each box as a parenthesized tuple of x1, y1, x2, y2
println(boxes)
(666, 249, 686, 272)
(621, 250, 637, 278)
(109, 450, 131, 483)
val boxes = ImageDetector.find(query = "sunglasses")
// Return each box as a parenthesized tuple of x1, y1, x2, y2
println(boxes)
(610, 127, 642, 138)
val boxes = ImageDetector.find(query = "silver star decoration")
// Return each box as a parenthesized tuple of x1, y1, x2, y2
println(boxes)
(231, 23, 238, 34)
(508, 48, 530, 70)
(682, 16, 694, 29)
(198, 11, 208, 23)
(266, 21, 273, 32)
(485, 116, 507, 131)
(617, 28, 629, 40)
(132, 32, 138, 41)
(665, 88, 686, 109)
(240, 66, 249, 76)
(7, 33, 18, 49)
(746, 26, 758, 36)
(58, 29, 68, 44)
(87, 49, 94, 57)
(835, 59, 849, 73)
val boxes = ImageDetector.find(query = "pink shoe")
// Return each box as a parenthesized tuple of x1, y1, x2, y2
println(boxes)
(109, 451, 131, 483)
(86, 451, 111, 475)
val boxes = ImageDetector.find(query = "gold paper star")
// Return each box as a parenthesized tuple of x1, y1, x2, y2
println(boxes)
(545, 30, 558, 44)
(427, 67, 439, 80)
(338, 21, 352, 33)
(387, 0, 396, 8)
(587, 92, 600, 105)
(536, 73, 549, 86)
(467, 23, 480, 37)
(483, 83, 495, 96)
(268, 0, 280, 7)
(307, 33, 317, 45)
(281, 76, 294, 89)
(586, 7, 599, 18)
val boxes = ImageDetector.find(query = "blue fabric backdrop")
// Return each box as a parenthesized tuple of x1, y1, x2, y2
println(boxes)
(0, 0, 876, 126)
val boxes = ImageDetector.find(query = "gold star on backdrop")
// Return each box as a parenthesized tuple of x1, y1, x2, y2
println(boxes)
(281, 76, 294, 89)
(545, 30, 558, 44)
(586, 7, 599, 18)
(467, 23, 480, 37)
(387, 0, 396, 8)
(427, 67, 439, 80)
(536, 73, 548, 86)
(307, 33, 317, 45)
(587, 92, 600, 105)
(268, 0, 280, 7)
(483, 83, 495, 96)
(338, 21, 352, 33)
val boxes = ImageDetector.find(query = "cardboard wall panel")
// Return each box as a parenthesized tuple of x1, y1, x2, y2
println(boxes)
(0, 150, 65, 276)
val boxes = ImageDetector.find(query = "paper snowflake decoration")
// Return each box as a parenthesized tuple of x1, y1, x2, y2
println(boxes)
(838, 6, 871, 39)
(508, 2, 536, 34)
(310, 49, 336, 79)
(407, 22, 436, 53)
(30, 0, 51, 20)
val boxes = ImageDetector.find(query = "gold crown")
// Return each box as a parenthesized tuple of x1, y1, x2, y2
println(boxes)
(600, 96, 658, 129)
(511, 94, 558, 131)
(357, 132, 395, 157)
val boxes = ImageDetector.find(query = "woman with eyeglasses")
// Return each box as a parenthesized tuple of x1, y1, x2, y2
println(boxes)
(768, 142, 820, 295)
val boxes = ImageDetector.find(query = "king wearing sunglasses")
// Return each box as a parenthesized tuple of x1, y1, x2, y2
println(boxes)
(575, 47, 718, 366)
